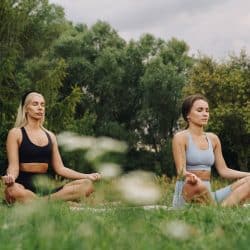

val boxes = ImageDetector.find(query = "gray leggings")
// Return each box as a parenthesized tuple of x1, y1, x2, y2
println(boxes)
(173, 180, 232, 208)
(212, 185, 232, 203)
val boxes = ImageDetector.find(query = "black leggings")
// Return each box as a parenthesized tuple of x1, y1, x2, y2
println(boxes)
(16, 171, 63, 195)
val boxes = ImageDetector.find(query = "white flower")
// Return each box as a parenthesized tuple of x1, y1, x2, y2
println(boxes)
(57, 132, 127, 156)
(57, 132, 96, 151)
(116, 170, 161, 205)
(97, 163, 122, 179)
(160, 220, 198, 240)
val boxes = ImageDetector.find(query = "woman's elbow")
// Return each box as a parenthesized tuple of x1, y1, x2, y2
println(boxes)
(52, 165, 64, 176)
(217, 168, 230, 179)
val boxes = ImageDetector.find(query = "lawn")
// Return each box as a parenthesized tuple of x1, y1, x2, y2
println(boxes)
(0, 178, 249, 250)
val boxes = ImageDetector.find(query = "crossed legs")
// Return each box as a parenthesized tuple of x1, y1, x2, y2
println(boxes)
(221, 176, 250, 207)
(47, 179, 94, 201)
(182, 175, 250, 207)
(4, 179, 94, 204)
(182, 177, 215, 205)
(4, 183, 37, 203)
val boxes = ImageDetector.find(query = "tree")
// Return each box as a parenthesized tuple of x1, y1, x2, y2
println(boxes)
(0, 0, 68, 170)
(138, 39, 192, 173)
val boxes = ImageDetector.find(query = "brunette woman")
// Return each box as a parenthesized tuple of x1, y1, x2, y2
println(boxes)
(172, 94, 250, 208)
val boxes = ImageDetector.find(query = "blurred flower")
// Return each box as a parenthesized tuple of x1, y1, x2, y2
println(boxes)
(84, 148, 106, 161)
(57, 132, 128, 161)
(77, 222, 94, 237)
(57, 132, 95, 151)
(243, 203, 250, 208)
(97, 137, 128, 153)
(160, 220, 198, 240)
(2, 223, 10, 230)
(116, 170, 161, 205)
(32, 175, 59, 194)
(97, 163, 122, 180)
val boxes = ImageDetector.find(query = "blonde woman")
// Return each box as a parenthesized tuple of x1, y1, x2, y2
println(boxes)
(172, 94, 250, 208)
(2, 91, 101, 203)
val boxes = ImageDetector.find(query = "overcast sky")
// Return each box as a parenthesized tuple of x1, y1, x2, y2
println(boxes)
(50, 0, 250, 59)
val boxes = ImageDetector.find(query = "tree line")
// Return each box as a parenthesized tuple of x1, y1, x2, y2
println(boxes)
(1, 0, 249, 176)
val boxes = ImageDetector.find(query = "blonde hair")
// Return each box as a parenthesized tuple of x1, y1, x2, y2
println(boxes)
(14, 92, 45, 128)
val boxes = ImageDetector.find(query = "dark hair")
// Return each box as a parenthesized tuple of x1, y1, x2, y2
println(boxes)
(21, 91, 40, 107)
(182, 94, 208, 122)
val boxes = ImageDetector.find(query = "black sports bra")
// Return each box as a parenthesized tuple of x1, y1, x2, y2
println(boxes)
(19, 127, 52, 164)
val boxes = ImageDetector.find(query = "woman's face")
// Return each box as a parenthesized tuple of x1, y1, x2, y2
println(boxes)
(25, 94, 45, 120)
(187, 99, 209, 127)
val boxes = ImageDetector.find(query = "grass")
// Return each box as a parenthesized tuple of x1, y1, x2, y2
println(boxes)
(0, 178, 249, 250)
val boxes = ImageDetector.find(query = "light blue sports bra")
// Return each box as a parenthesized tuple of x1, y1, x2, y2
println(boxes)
(186, 132, 215, 171)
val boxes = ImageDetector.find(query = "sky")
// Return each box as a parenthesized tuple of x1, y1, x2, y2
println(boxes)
(50, 0, 250, 59)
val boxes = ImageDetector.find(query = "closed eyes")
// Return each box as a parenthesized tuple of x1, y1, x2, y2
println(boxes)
(32, 101, 45, 107)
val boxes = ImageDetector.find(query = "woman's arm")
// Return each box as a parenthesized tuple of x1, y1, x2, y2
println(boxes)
(2, 128, 21, 185)
(49, 132, 100, 181)
(172, 132, 187, 176)
(172, 132, 199, 184)
(212, 133, 250, 179)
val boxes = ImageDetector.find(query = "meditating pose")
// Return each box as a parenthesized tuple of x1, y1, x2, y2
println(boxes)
(2, 91, 101, 203)
(172, 94, 250, 208)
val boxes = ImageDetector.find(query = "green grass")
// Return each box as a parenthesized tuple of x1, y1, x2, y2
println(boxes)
(0, 179, 249, 250)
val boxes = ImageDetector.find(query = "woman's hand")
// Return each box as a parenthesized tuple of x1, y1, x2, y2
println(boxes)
(182, 174, 214, 204)
(85, 173, 101, 181)
(185, 172, 199, 185)
(2, 174, 15, 186)
(183, 173, 202, 200)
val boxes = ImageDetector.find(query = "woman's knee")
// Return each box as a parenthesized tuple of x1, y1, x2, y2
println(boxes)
(239, 176, 250, 195)
(4, 184, 25, 203)
(243, 176, 250, 196)
(80, 179, 94, 197)
(70, 179, 94, 198)
(245, 176, 250, 184)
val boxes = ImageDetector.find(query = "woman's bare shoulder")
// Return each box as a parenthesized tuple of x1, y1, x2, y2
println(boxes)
(173, 130, 189, 143)
(206, 132, 219, 141)
(45, 129, 54, 137)
(206, 132, 220, 147)
(8, 127, 21, 137)
(44, 129, 57, 143)
(6, 128, 22, 144)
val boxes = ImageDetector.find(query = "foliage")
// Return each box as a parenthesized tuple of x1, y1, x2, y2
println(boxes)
(0, 0, 249, 175)
(139, 38, 192, 174)
(0, 0, 70, 169)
